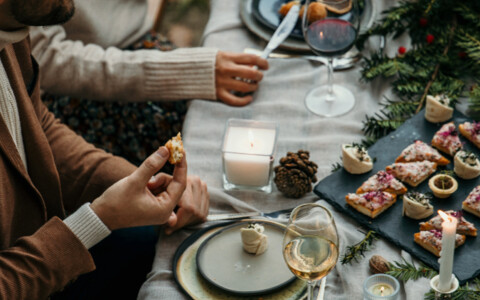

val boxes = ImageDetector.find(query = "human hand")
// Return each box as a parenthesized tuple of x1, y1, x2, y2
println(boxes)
(90, 147, 187, 230)
(215, 51, 269, 106)
(147, 175, 209, 235)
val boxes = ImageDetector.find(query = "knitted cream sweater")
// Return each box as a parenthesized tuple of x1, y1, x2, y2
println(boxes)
(30, 0, 218, 102)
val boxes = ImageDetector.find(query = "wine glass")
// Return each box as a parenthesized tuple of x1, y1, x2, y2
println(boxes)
(282, 203, 339, 300)
(302, 0, 360, 117)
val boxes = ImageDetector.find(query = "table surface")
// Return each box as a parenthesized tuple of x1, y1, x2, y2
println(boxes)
(137, 1, 451, 299)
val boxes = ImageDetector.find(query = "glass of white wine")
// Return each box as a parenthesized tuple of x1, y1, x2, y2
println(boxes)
(282, 203, 339, 300)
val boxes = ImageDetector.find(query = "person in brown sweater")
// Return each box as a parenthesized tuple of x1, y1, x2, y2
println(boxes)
(0, 0, 209, 299)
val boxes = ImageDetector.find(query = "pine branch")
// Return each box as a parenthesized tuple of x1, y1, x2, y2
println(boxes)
(386, 259, 437, 282)
(341, 230, 378, 265)
(469, 84, 480, 115)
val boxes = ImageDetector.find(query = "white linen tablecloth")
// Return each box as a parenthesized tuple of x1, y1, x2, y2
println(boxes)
(138, 1, 434, 299)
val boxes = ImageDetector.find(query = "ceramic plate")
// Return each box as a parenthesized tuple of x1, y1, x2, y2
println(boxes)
(251, 0, 376, 40)
(173, 220, 307, 300)
(196, 220, 296, 296)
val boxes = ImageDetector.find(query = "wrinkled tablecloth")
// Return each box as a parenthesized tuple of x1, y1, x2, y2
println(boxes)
(138, 1, 440, 299)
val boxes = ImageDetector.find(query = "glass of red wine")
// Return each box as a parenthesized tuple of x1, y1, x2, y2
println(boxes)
(302, 0, 360, 117)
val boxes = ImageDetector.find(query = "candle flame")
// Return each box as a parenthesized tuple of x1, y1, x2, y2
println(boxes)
(320, 31, 324, 39)
(380, 286, 384, 296)
(248, 129, 254, 148)
(438, 210, 452, 222)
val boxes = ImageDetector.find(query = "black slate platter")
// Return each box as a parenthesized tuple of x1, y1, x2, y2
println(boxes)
(314, 109, 480, 285)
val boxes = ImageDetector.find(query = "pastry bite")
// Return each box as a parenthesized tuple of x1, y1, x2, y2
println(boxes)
(342, 143, 373, 174)
(454, 150, 480, 179)
(419, 210, 477, 236)
(459, 121, 480, 149)
(462, 186, 480, 218)
(385, 161, 437, 187)
(278, 1, 300, 17)
(402, 192, 434, 220)
(428, 174, 458, 199)
(240, 223, 269, 255)
(431, 122, 462, 156)
(395, 140, 449, 166)
(299, 2, 327, 23)
(414, 229, 466, 257)
(356, 170, 407, 195)
(345, 191, 396, 219)
(424, 94, 454, 123)
(164, 132, 184, 164)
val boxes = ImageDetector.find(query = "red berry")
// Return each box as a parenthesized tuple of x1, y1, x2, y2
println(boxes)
(419, 18, 428, 27)
(398, 46, 406, 55)
(426, 34, 435, 44)
(458, 52, 467, 59)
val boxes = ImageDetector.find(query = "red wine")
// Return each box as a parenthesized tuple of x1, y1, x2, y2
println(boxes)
(305, 18, 357, 57)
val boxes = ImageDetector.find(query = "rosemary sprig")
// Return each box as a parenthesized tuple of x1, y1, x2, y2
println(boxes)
(387, 259, 437, 282)
(341, 230, 378, 265)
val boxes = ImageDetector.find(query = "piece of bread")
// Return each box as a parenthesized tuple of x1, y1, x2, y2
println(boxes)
(385, 161, 437, 187)
(459, 121, 480, 149)
(356, 170, 407, 195)
(431, 122, 463, 156)
(414, 230, 466, 257)
(345, 191, 396, 219)
(164, 132, 184, 164)
(462, 186, 480, 218)
(342, 144, 373, 174)
(454, 150, 480, 180)
(395, 140, 449, 166)
(419, 210, 477, 236)
(424, 94, 454, 123)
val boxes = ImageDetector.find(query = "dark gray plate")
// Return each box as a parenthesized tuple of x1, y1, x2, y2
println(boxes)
(314, 109, 480, 285)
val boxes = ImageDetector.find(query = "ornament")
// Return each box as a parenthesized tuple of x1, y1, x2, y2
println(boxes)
(274, 150, 318, 198)
(426, 34, 435, 44)
(419, 17, 428, 27)
(398, 46, 406, 55)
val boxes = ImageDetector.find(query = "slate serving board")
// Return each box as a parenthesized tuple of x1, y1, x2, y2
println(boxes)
(314, 109, 480, 285)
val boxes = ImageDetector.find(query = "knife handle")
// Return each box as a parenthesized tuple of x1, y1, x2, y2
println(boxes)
(206, 211, 261, 221)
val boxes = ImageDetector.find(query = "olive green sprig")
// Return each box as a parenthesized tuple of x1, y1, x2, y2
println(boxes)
(341, 230, 378, 265)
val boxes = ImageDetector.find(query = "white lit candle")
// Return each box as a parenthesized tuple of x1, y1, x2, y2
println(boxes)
(438, 210, 458, 292)
(223, 124, 276, 187)
(369, 283, 394, 296)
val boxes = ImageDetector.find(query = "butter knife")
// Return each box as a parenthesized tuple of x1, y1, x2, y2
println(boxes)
(259, 3, 300, 59)
(206, 208, 292, 222)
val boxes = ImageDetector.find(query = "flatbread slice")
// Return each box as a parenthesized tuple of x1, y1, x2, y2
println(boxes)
(419, 210, 477, 236)
(395, 140, 449, 166)
(459, 121, 480, 149)
(414, 230, 466, 257)
(462, 185, 480, 218)
(385, 161, 437, 187)
(345, 191, 396, 219)
(431, 122, 462, 156)
(356, 170, 407, 195)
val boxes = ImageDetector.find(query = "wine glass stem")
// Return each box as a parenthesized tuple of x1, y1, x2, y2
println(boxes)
(326, 58, 334, 102)
(307, 280, 315, 300)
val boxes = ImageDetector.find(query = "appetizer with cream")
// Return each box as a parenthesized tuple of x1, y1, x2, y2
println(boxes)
(424, 94, 454, 123)
(402, 192, 434, 220)
(342, 143, 373, 174)
(454, 150, 480, 179)
(240, 223, 269, 255)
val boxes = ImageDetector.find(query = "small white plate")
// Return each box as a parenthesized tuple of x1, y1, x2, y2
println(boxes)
(196, 220, 296, 296)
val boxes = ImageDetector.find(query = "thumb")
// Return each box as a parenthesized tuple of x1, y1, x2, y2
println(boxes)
(132, 147, 169, 185)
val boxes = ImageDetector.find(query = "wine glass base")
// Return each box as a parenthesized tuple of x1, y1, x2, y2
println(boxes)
(305, 85, 355, 117)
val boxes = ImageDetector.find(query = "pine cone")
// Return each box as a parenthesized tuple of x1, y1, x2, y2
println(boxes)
(274, 150, 318, 198)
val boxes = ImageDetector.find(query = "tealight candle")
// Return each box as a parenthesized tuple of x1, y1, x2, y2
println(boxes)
(222, 119, 277, 192)
(363, 274, 399, 300)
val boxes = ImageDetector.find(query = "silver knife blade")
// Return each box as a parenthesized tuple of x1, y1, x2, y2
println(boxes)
(260, 4, 299, 59)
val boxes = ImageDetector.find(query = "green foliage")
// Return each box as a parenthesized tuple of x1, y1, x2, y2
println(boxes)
(341, 230, 378, 265)
(358, 0, 480, 140)
(387, 259, 437, 282)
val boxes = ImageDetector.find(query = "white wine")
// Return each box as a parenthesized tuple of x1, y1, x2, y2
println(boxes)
(283, 235, 338, 281)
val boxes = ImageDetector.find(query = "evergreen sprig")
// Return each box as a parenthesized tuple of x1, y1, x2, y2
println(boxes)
(358, 0, 480, 141)
(424, 278, 480, 300)
(341, 230, 378, 265)
(386, 259, 437, 282)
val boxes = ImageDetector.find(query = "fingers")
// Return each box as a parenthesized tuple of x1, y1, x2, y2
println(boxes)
(217, 76, 259, 93)
(161, 151, 188, 204)
(147, 173, 173, 194)
(225, 52, 269, 70)
(217, 89, 253, 107)
(131, 146, 169, 185)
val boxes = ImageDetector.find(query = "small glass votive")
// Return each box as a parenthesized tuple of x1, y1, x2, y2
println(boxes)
(363, 274, 400, 300)
(222, 119, 278, 193)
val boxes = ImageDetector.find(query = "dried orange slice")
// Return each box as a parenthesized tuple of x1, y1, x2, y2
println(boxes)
(324, 0, 352, 15)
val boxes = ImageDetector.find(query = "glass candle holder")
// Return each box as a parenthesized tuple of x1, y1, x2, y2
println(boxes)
(222, 119, 278, 193)
(363, 274, 400, 300)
